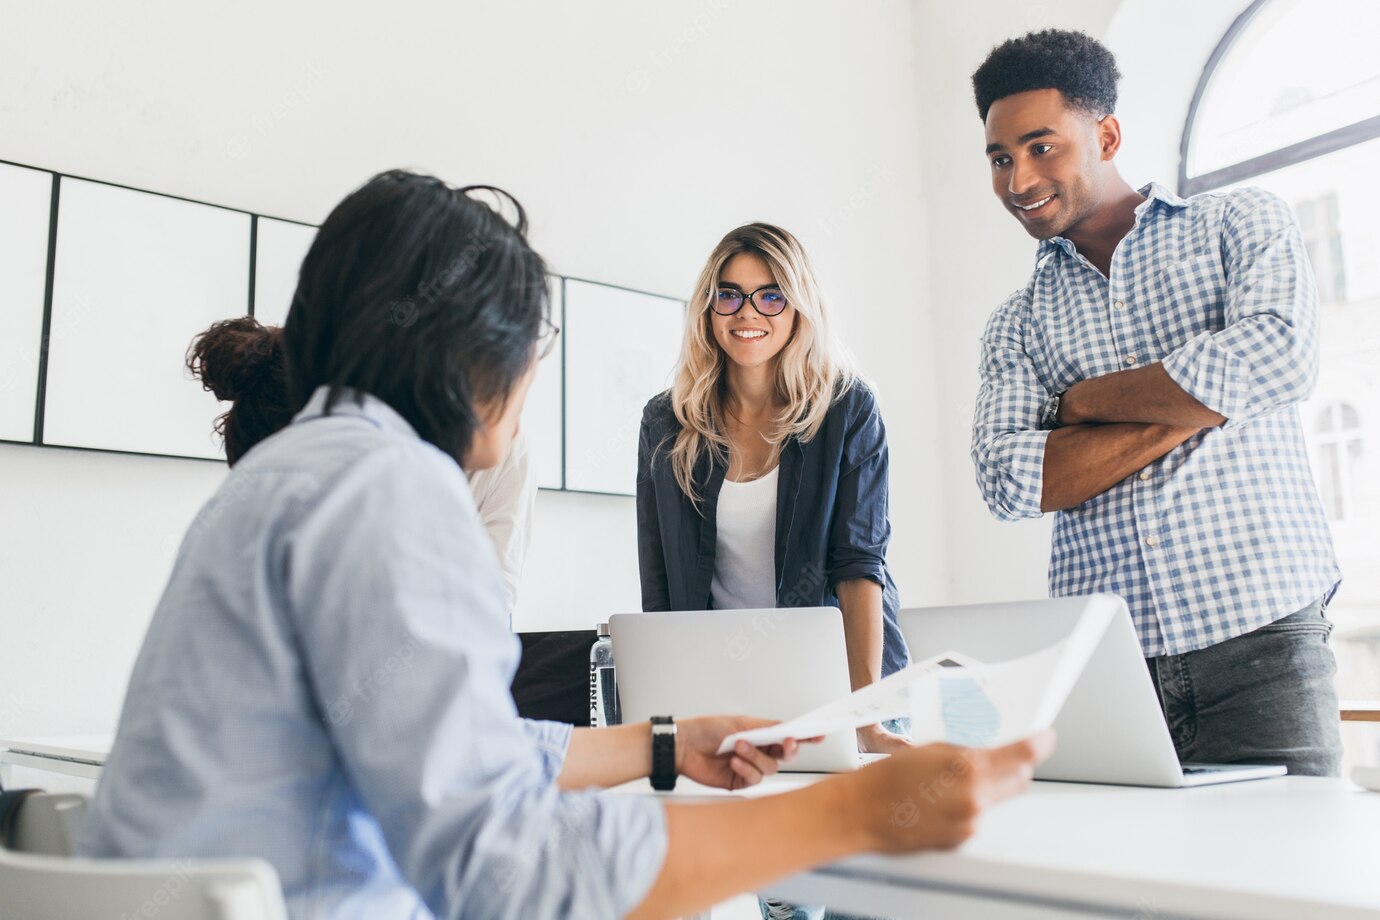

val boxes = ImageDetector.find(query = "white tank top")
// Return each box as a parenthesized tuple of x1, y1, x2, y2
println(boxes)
(710, 465, 779, 610)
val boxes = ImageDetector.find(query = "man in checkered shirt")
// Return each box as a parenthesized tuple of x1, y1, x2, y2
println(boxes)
(969, 30, 1343, 775)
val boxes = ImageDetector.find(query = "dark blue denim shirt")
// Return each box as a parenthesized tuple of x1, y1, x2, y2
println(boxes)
(636, 381, 910, 677)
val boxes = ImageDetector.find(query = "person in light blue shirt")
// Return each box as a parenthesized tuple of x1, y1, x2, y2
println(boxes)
(79, 170, 1050, 919)
(969, 31, 1342, 775)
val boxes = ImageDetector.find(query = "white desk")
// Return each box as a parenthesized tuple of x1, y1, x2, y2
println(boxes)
(0, 735, 112, 784)
(12, 738, 1378, 918)
(617, 773, 1380, 919)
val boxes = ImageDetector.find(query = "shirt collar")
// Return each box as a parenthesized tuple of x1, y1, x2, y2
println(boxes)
(292, 385, 421, 441)
(1036, 181, 1190, 260)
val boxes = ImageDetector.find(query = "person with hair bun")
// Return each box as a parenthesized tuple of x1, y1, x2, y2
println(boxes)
(188, 315, 536, 614)
(186, 316, 293, 467)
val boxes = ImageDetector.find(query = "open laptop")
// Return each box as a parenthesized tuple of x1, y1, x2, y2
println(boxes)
(610, 608, 860, 772)
(899, 596, 1286, 787)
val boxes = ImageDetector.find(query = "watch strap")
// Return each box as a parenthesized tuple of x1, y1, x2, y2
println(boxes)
(1040, 391, 1066, 430)
(650, 716, 677, 791)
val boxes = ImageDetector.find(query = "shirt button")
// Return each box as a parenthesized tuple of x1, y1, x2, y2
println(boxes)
(1113, 300, 1126, 310)
(1145, 535, 1159, 548)
(1139, 470, 1152, 481)
(1125, 355, 1139, 366)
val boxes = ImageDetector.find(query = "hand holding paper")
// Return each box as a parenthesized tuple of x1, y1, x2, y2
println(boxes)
(717, 601, 1112, 755)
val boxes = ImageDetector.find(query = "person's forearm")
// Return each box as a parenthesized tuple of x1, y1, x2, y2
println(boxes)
(1042, 423, 1200, 512)
(1061, 363, 1226, 429)
(558, 723, 652, 790)
(627, 777, 865, 920)
(835, 578, 884, 693)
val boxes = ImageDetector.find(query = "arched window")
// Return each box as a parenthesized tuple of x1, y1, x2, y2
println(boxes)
(1313, 402, 1364, 521)
(1180, 0, 1380, 196)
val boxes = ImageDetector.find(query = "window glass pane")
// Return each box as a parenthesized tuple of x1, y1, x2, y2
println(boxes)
(1314, 406, 1333, 435)
(1188, 0, 1380, 176)
(1318, 442, 1342, 520)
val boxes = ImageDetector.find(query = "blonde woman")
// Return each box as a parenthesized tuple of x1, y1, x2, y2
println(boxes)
(637, 223, 911, 757)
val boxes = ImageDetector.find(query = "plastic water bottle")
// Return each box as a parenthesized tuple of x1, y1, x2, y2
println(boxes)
(590, 623, 621, 727)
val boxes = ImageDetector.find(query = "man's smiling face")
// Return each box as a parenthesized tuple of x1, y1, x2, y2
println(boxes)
(983, 87, 1109, 241)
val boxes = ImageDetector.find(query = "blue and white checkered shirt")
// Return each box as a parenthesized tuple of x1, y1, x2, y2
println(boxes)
(972, 182, 1340, 657)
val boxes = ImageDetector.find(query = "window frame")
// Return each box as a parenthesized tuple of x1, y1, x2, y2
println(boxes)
(1178, 0, 1380, 197)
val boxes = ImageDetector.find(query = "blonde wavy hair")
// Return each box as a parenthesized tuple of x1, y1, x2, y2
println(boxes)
(666, 223, 855, 502)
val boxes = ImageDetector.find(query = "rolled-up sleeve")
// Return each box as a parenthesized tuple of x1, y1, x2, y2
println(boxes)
(828, 385, 891, 589)
(1161, 189, 1320, 429)
(972, 289, 1051, 521)
(287, 442, 667, 920)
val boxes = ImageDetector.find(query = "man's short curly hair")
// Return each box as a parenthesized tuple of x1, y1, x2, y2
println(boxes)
(972, 29, 1121, 122)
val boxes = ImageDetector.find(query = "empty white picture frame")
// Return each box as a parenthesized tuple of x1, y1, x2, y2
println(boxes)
(563, 279, 684, 495)
(521, 275, 564, 490)
(43, 178, 251, 460)
(253, 216, 317, 327)
(0, 163, 54, 443)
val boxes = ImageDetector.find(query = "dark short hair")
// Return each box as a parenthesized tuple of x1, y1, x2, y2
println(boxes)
(282, 170, 549, 463)
(186, 317, 293, 466)
(971, 29, 1121, 122)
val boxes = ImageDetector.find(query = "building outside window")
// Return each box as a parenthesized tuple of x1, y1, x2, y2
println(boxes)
(1313, 402, 1365, 523)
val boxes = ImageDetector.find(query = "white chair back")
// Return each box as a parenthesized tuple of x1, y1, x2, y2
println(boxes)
(0, 848, 289, 920)
(9, 792, 88, 856)
(2, 792, 288, 920)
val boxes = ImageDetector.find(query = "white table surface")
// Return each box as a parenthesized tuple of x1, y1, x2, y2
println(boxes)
(0, 734, 114, 762)
(0, 734, 115, 784)
(615, 773, 1380, 919)
(12, 737, 1378, 917)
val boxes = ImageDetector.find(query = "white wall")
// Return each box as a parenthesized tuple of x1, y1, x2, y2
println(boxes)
(0, 0, 1265, 740)
(0, 444, 225, 736)
(0, 0, 945, 736)
(910, 0, 1123, 605)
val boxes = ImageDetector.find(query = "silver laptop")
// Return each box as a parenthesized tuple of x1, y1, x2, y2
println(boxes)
(898, 596, 1287, 788)
(610, 607, 860, 772)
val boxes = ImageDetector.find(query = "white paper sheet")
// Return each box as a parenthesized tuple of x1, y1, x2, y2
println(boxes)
(717, 600, 1113, 754)
(715, 651, 981, 754)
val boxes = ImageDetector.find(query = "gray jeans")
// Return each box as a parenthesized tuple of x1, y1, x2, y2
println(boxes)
(1145, 600, 1343, 777)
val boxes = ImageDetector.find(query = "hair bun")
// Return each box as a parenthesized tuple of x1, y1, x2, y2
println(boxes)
(187, 316, 282, 402)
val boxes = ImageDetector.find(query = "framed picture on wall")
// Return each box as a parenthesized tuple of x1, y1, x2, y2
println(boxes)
(521, 275, 565, 490)
(252, 216, 318, 327)
(43, 177, 251, 460)
(562, 278, 684, 496)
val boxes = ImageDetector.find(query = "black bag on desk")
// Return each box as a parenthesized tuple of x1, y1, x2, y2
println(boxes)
(511, 630, 598, 726)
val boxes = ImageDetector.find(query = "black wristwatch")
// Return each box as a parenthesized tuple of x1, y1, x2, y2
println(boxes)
(650, 716, 677, 791)
(1040, 390, 1067, 430)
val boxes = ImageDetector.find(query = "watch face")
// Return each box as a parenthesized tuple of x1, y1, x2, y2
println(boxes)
(1043, 395, 1060, 429)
